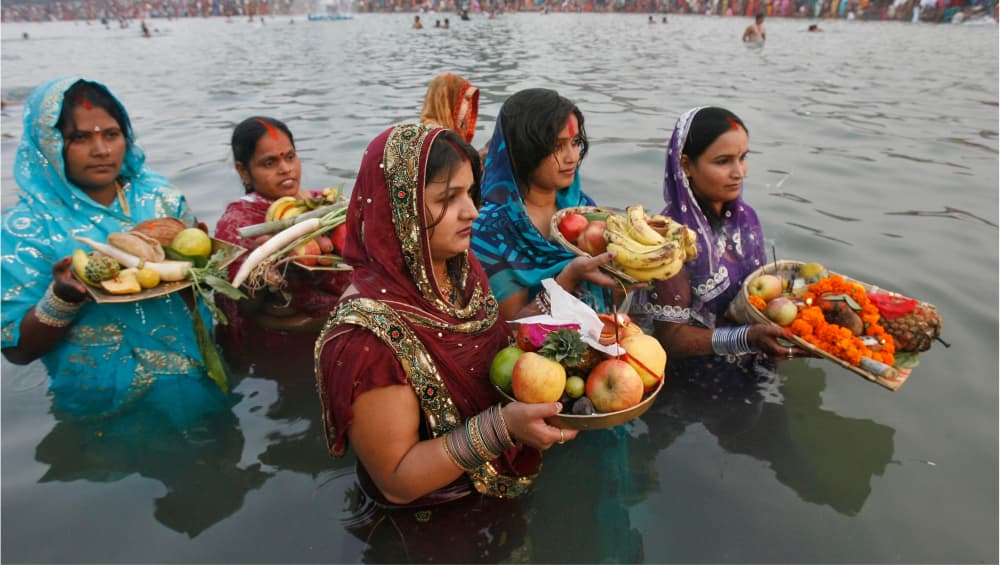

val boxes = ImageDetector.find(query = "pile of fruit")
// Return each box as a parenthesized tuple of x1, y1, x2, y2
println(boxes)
(489, 314, 666, 416)
(556, 205, 698, 282)
(747, 261, 942, 375)
(72, 219, 214, 295)
(260, 189, 347, 267)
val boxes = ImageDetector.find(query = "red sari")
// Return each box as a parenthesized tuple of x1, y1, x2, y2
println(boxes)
(316, 124, 540, 508)
(214, 192, 350, 370)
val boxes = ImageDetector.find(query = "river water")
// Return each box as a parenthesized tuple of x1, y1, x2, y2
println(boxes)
(1, 13, 997, 563)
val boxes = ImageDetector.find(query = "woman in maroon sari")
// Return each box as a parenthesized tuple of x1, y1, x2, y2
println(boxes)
(214, 117, 349, 370)
(316, 123, 576, 518)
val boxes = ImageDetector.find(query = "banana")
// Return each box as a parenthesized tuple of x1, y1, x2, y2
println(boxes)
(265, 196, 300, 222)
(681, 227, 698, 260)
(622, 254, 685, 282)
(604, 228, 669, 255)
(608, 241, 682, 271)
(625, 205, 666, 246)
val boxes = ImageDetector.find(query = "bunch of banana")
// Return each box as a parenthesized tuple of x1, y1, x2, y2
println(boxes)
(265, 196, 306, 222)
(603, 205, 698, 282)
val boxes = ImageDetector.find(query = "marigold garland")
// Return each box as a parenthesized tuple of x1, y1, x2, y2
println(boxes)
(790, 275, 895, 367)
(748, 294, 767, 311)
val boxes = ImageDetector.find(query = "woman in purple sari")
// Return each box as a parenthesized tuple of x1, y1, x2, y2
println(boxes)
(634, 107, 802, 392)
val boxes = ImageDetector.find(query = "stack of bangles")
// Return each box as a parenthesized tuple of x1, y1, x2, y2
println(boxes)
(442, 404, 517, 472)
(34, 284, 84, 328)
(711, 324, 756, 356)
(533, 289, 550, 315)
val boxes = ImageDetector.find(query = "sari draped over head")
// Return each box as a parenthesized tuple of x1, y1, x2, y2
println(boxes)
(1, 76, 228, 424)
(419, 73, 480, 144)
(659, 106, 767, 329)
(470, 112, 606, 311)
(316, 123, 540, 503)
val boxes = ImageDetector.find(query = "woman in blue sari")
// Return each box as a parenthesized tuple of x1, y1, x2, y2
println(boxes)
(1, 77, 230, 425)
(471, 88, 617, 319)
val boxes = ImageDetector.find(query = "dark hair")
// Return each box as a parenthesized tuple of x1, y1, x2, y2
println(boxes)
(231, 116, 294, 193)
(498, 88, 588, 194)
(56, 80, 130, 141)
(682, 107, 748, 162)
(425, 129, 482, 230)
(756, 12, 765, 19)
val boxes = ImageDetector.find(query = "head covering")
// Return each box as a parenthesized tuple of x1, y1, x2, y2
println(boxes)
(661, 107, 766, 327)
(317, 123, 539, 498)
(419, 73, 480, 144)
(471, 110, 606, 310)
(1, 76, 224, 423)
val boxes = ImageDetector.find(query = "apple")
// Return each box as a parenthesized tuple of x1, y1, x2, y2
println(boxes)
(512, 352, 567, 404)
(291, 239, 322, 266)
(490, 346, 524, 395)
(558, 213, 589, 244)
(315, 235, 334, 254)
(575, 220, 607, 256)
(748, 274, 783, 301)
(330, 223, 348, 254)
(585, 359, 644, 413)
(620, 334, 667, 391)
(765, 296, 799, 326)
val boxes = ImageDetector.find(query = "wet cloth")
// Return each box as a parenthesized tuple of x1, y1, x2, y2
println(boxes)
(316, 123, 540, 505)
(632, 107, 772, 383)
(419, 73, 480, 144)
(1, 76, 228, 424)
(470, 112, 607, 311)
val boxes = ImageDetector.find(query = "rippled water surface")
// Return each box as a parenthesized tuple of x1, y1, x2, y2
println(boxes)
(2, 14, 998, 563)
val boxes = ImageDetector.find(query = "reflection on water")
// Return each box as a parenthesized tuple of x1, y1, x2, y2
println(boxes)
(1, 13, 997, 563)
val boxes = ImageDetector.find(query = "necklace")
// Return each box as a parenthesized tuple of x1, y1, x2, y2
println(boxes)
(115, 179, 130, 216)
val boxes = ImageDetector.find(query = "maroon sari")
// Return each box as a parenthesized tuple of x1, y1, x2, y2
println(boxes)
(315, 124, 540, 507)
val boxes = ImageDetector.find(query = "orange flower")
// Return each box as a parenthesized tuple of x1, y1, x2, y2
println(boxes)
(788, 275, 895, 369)
(748, 295, 767, 311)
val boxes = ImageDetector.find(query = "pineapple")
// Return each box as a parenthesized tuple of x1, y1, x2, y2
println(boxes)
(880, 303, 942, 353)
(538, 329, 602, 374)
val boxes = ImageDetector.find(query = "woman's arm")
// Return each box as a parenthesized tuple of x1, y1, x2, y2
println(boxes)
(498, 251, 619, 320)
(655, 318, 806, 360)
(349, 385, 576, 505)
(2, 257, 88, 365)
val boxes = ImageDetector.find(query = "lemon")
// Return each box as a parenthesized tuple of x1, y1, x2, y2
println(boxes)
(135, 267, 161, 289)
(170, 228, 212, 258)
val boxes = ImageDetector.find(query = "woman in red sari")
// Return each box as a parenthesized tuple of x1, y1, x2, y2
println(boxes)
(316, 123, 576, 514)
(214, 116, 349, 370)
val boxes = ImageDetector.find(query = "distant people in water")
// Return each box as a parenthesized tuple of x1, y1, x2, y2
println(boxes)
(649, 15, 655, 23)
(435, 19, 441, 27)
(808, 23, 823, 31)
(22, 31, 29, 39)
(413, 15, 423, 28)
(141, 20, 151, 37)
(743, 13, 766, 42)
(460, 9, 470, 20)
(443, 18, 450, 28)
(662, 16, 668, 22)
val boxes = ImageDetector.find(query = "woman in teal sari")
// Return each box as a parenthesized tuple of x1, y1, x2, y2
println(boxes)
(471, 88, 617, 320)
(1, 77, 230, 425)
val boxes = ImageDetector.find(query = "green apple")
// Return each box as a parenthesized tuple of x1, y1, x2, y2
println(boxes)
(490, 346, 524, 395)
(799, 262, 828, 282)
(565, 375, 586, 399)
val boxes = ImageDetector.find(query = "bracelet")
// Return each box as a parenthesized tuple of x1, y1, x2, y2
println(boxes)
(534, 289, 550, 315)
(711, 325, 755, 356)
(35, 284, 84, 328)
(491, 403, 517, 449)
(445, 422, 486, 471)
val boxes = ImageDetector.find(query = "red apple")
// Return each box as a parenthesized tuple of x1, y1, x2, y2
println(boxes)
(748, 274, 783, 301)
(620, 334, 667, 391)
(315, 235, 334, 254)
(330, 223, 348, 254)
(558, 213, 589, 243)
(291, 238, 322, 266)
(511, 352, 567, 404)
(765, 296, 799, 326)
(576, 220, 607, 256)
(585, 359, 644, 413)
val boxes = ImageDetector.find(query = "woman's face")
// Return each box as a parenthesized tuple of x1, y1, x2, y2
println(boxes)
(681, 126, 749, 214)
(527, 114, 582, 193)
(61, 104, 127, 193)
(238, 130, 301, 200)
(425, 159, 478, 265)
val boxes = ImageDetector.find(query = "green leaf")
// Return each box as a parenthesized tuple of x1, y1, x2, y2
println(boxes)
(893, 352, 921, 369)
(190, 304, 229, 394)
(164, 246, 208, 268)
(202, 274, 247, 301)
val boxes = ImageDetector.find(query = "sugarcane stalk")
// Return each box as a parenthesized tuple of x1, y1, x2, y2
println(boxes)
(237, 202, 346, 239)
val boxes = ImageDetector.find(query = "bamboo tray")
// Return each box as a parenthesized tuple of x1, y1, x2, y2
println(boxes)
(728, 260, 922, 391)
(495, 378, 663, 430)
(549, 206, 638, 285)
(79, 238, 246, 304)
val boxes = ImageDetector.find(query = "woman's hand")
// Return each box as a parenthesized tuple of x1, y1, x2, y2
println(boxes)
(51, 257, 89, 304)
(555, 251, 619, 293)
(501, 401, 578, 450)
(748, 323, 811, 361)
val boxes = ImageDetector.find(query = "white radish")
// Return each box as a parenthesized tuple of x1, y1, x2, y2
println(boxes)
(231, 217, 322, 288)
(74, 236, 193, 282)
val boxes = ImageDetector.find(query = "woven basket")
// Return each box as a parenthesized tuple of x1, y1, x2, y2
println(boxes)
(549, 206, 638, 285)
(729, 260, 919, 392)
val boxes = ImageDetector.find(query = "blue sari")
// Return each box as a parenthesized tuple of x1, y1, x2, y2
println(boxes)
(471, 113, 607, 311)
(1, 77, 229, 424)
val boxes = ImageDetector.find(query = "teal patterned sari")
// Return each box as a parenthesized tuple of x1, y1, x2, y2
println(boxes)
(1, 76, 229, 424)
